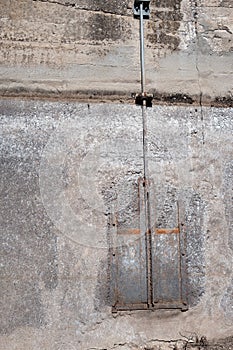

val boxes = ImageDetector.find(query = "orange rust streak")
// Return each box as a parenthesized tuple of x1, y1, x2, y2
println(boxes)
(117, 228, 140, 235)
(155, 228, 179, 235)
(117, 228, 180, 235)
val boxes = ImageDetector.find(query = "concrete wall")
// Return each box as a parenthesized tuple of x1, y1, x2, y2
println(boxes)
(0, 98, 232, 349)
(0, 0, 232, 104)
(0, 0, 232, 348)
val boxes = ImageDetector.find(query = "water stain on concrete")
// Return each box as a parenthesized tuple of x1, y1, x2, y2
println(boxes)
(0, 110, 58, 334)
(88, 13, 130, 42)
(147, 0, 183, 51)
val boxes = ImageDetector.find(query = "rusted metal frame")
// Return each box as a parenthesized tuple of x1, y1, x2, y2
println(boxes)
(113, 302, 188, 312)
(142, 129, 152, 310)
(177, 201, 183, 305)
(108, 207, 118, 310)
(178, 201, 189, 308)
(117, 228, 180, 235)
(111, 178, 147, 312)
(142, 101, 153, 308)
(112, 303, 148, 313)
(150, 199, 188, 310)
(152, 302, 188, 311)
(138, 176, 147, 307)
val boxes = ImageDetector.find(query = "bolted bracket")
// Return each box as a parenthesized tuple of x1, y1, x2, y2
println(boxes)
(133, 92, 153, 107)
(133, 0, 151, 19)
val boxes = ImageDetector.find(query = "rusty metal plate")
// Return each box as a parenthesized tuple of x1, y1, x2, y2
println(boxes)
(112, 235, 147, 308)
(152, 233, 181, 303)
(151, 193, 187, 308)
(111, 178, 148, 309)
(111, 178, 188, 311)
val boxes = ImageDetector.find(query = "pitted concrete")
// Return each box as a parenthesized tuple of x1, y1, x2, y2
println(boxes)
(0, 99, 232, 349)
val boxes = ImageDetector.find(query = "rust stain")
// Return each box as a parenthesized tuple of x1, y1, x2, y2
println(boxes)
(117, 228, 140, 235)
(155, 228, 179, 234)
(117, 228, 180, 235)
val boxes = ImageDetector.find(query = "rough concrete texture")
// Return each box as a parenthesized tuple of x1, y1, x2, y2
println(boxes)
(0, 99, 232, 349)
(0, 0, 232, 104)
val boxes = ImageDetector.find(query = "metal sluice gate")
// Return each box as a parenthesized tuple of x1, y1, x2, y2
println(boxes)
(110, 0, 188, 312)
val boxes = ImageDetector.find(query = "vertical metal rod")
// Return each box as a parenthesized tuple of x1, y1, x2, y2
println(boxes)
(177, 201, 183, 302)
(142, 103, 148, 190)
(142, 102, 153, 307)
(140, 3, 145, 94)
(139, 3, 153, 307)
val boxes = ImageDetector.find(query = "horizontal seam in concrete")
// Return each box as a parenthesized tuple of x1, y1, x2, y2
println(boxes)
(0, 93, 232, 108)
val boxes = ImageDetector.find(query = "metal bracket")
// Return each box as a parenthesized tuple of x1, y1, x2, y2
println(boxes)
(135, 92, 153, 107)
(133, 0, 151, 19)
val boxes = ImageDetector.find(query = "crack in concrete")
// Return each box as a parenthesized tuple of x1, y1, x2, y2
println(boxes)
(32, 0, 131, 18)
(203, 26, 233, 35)
(88, 345, 127, 350)
(86, 337, 207, 350)
(214, 26, 232, 34)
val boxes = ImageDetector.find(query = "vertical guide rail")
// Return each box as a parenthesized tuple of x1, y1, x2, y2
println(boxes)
(142, 103, 153, 307)
(140, 3, 145, 94)
(139, 3, 153, 307)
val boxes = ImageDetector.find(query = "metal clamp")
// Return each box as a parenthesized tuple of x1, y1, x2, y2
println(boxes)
(135, 92, 153, 107)
(133, 0, 151, 19)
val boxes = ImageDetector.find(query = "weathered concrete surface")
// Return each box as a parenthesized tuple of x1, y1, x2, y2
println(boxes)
(0, 0, 232, 104)
(0, 99, 232, 349)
